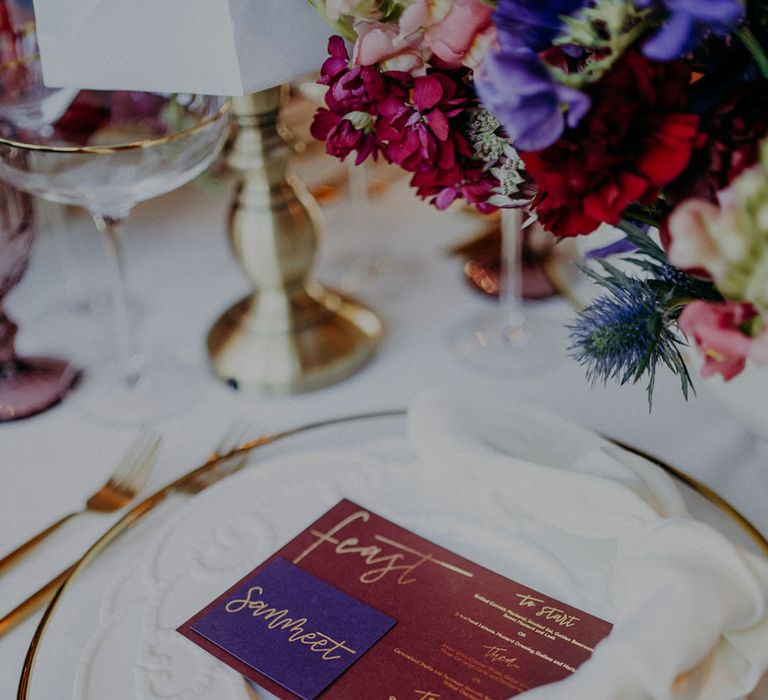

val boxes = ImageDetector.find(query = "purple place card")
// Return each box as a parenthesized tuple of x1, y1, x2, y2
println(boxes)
(187, 557, 396, 700)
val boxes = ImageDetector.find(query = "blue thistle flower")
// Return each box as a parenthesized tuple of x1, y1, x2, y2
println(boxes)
(570, 279, 658, 385)
(569, 262, 692, 406)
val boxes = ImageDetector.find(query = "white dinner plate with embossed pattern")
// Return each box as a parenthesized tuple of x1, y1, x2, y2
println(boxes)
(70, 412, 622, 700)
(58, 412, 764, 700)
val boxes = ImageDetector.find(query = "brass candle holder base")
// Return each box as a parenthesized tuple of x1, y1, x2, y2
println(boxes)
(207, 88, 382, 395)
(208, 284, 381, 394)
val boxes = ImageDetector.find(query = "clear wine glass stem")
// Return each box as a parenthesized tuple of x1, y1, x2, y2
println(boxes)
(93, 214, 142, 386)
(346, 157, 387, 253)
(346, 155, 368, 205)
(44, 201, 91, 312)
(338, 156, 406, 293)
(498, 207, 527, 334)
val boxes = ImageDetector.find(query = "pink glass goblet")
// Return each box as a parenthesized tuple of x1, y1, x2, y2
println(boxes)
(0, 178, 71, 420)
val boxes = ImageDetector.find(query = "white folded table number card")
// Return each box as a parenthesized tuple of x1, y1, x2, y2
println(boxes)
(31, 0, 330, 95)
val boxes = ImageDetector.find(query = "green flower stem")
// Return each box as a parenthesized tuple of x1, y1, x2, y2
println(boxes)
(306, 0, 358, 42)
(664, 297, 696, 313)
(619, 212, 662, 229)
(737, 26, 768, 79)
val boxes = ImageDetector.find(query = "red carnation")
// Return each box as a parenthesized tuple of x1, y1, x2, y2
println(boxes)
(669, 83, 768, 204)
(522, 51, 700, 237)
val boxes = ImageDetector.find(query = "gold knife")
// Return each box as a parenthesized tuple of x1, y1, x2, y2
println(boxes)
(0, 432, 273, 638)
(5, 411, 403, 642)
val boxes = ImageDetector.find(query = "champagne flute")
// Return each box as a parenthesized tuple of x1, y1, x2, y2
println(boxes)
(0, 92, 230, 424)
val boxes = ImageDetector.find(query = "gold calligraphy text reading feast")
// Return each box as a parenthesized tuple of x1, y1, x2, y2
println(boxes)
(293, 510, 473, 585)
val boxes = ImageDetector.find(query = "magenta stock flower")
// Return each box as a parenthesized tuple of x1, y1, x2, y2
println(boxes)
(376, 72, 469, 171)
(310, 109, 378, 163)
(311, 36, 387, 164)
(374, 69, 501, 210)
(319, 36, 388, 113)
(318, 36, 350, 82)
(311, 37, 500, 212)
(412, 164, 498, 212)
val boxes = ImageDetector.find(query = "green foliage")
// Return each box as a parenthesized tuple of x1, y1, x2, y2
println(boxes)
(551, 0, 653, 86)
(466, 107, 528, 206)
(571, 220, 725, 407)
(306, 0, 358, 42)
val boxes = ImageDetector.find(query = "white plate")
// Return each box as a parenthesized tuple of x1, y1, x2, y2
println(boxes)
(20, 412, 764, 700)
(75, 433, 624, 699)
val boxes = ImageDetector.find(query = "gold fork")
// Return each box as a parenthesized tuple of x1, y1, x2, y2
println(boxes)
(0, 420, 250, 637)
(181, 417, 256, 494)
(0, 428, 162, 577)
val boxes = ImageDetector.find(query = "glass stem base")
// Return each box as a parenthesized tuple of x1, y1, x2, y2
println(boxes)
(62, 351, 202, 426)
(447, 310, 567, 376)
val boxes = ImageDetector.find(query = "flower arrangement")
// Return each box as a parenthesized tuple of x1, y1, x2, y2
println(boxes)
(308, 0, 768, 403)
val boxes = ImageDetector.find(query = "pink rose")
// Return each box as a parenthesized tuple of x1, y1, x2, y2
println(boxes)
(399, 0, 452, 35)
(666, 197, 724, 278)
(463, 24, 497, 69)
(353, 21, 424, 72)
(426, 0, 494, 66)
(679, 301, 758, 380)
(400, 0, 494, 67)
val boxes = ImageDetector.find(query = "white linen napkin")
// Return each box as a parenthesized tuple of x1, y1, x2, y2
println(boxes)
(407, 392, 768, 700)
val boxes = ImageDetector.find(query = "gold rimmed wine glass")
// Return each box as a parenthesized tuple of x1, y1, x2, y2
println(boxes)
(0, 92, 230, 425)
(0, 19, 104, 352)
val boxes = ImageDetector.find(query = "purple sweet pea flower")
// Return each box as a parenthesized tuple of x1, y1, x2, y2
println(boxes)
(493, 0, 588, 51)
(475, 0, 592, 150)
(476, 44, 590, 151)
(585, 237, 638, 259)
(637, 0, 744, 60)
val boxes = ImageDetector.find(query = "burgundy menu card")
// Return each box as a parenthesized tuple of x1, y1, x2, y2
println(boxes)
(178, 499, 613, 699)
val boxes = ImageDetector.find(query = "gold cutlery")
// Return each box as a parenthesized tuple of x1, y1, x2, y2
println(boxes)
(0, 428, 162, 577)
(0, 420, 252, 637)
(182, 418, 256, 494)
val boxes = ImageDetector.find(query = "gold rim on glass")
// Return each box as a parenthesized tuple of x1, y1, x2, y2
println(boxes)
(16, 410, 768, 699)
(0, 98, 231, 155)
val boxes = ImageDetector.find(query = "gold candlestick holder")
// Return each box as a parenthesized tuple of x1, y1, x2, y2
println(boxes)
(207, 87, 382, 394)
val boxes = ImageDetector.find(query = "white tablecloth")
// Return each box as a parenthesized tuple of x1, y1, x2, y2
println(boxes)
(2, 147, 767, 697)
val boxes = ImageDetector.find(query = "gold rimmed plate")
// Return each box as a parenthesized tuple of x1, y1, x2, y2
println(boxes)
(16, 410, 768, 700)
